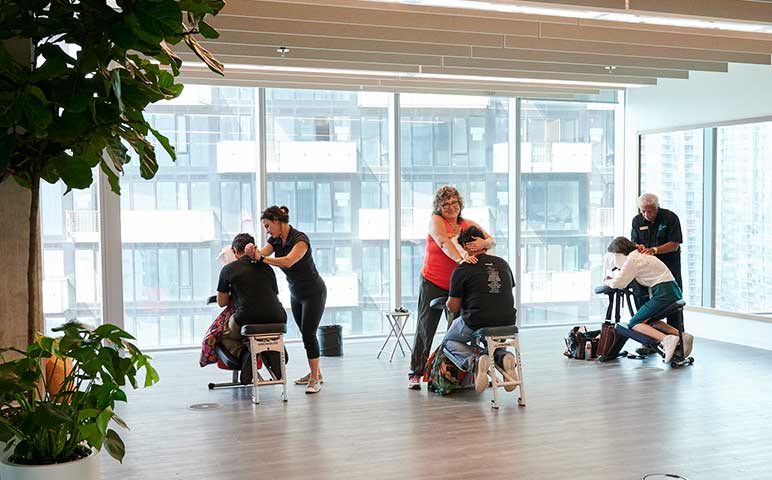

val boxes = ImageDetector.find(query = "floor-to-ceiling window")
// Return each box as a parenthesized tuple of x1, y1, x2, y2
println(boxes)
(265, 89, 390, 337)
(716, 120, 772, 314)
(40, 180, 103, 334)
(39, 86, 624, 347)
(639, 129, 704, 306)
(399, 94, 511, 332)
(519, 100, 615, 325)
(120, 85, 254, 346)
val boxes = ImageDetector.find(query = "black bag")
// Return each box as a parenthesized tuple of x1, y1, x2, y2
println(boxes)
(597, 321, 628, 360)
(564, 326, 600, 360)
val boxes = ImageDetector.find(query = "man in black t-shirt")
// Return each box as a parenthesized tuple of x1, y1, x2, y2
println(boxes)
(217, 233, 287, 382)
(441, 226, 518, 393)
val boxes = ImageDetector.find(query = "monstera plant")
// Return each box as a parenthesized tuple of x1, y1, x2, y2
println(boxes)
(0, 322, 159, 477)
(0, 0, 225, 347)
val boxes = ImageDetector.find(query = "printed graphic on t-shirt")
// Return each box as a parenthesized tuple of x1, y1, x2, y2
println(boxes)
(486, 264, 502, 293)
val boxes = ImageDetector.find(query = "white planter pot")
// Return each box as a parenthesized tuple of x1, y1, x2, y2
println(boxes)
(0, 448, 100, 480)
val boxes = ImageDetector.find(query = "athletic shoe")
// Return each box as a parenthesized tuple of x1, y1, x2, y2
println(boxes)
(635, 345, 656, 356)
(295, 372, 323, 385)
(682, 332, 694, 357)
(475, 354, 491, 393)
(305, 378, 322, 394)
(408, 375, 421, 390)
(500, 353, 518, 392)
(661, 335, 680, 363)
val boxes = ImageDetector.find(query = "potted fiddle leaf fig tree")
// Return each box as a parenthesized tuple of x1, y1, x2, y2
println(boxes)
(0, 322, 160, 479)
(0, 0, 225, 348)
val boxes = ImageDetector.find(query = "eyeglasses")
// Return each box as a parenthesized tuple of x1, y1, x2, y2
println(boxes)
(441, 200, 460, 209)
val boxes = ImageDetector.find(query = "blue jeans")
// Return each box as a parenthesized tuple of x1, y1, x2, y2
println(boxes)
(443, 318, 512, 371)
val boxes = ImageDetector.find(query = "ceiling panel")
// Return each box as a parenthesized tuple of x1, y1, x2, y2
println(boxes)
(185, 0, 772, 97)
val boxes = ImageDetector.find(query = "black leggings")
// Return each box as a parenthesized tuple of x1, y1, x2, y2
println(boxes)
(290, 284, 327, 360)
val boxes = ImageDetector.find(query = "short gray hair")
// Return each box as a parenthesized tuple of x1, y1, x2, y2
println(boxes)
(637, 193, 659, 209)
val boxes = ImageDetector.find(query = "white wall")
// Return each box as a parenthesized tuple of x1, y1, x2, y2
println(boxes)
(624, 62, 772, 226)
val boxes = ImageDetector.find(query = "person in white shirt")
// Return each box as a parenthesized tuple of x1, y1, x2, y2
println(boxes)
(603, 237, 694, 363)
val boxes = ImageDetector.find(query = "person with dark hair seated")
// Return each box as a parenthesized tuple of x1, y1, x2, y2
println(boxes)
(218, 233, 287, 383)
(442, 226, 518, 393)
(603, 236, 694, 363)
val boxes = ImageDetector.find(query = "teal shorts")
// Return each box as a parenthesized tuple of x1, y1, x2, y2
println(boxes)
(628, 281, 683, 328)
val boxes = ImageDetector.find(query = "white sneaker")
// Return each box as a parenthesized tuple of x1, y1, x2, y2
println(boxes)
(660, 335, 680, 363)
(475, 354, 491, 393)
(295, 372, 323, 385)
(682, 333, 694, 357)
(500, 353, 518, 392)
(305, 378, 322, 394)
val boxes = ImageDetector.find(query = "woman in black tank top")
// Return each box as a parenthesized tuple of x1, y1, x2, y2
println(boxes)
(252, 206, 327, 394)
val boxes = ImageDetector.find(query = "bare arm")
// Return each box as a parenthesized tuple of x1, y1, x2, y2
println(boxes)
(258, 243, 274, 257)
(262, 241, 308, 269)
(446, 296, 462, 314)
(641, 241, 680, 256)
(217, 291, 230, 308)
(428, 215, 467, 264)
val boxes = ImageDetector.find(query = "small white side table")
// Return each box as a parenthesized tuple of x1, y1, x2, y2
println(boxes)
(377, 310, 412, 362)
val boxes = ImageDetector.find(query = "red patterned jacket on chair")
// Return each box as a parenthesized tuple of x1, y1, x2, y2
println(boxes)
(199, 306, 233, 367)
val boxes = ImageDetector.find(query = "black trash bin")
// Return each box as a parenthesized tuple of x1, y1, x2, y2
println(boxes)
(318, 324, 343, 356)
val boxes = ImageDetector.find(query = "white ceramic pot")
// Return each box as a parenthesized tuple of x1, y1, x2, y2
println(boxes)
(0, 448, 100, 480)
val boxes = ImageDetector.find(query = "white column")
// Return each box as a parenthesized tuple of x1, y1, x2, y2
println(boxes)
(98, 163, 124, 328)
(388, 93, 401, 308)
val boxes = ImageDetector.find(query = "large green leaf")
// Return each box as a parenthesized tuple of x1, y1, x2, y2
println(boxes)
(30, 43, 72, 82)
(148, 126, 175, 161)
(134, 0, 182, 37)
(178, 0, 226, 16)
(0, 92, 23, 127)
(104, 429, 125, 463)
(198, 20, 219, 39)
(53, 153, 93, 190)
(0, 43, 28, 85)
(21, 84, 51, 133)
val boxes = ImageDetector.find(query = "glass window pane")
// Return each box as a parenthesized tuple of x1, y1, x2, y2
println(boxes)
(400, 94, 510, 334)
(715, 121, 772, 313)
(40, 180, 102, 333)
(266, 88, 390, 337)
(121, 87, 244, 347)
(640, 129, 703, 306)
(520, 100, 616, 325)
(220, 181, 240, 235)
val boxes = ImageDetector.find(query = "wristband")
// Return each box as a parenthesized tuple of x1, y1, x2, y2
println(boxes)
(653, 247, 658, 254)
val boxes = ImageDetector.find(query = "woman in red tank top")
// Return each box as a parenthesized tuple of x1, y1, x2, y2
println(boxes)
(408, 185, 495, 389)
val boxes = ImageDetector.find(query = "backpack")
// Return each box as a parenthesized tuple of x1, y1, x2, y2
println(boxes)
(426, 342, 470, 396)
(563, 326, 600, 359)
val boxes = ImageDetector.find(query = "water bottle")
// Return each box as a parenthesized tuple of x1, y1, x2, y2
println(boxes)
(585, 341, 593, 361)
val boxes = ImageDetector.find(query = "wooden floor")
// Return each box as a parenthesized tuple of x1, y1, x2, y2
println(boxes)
(103, 328, 772, 480)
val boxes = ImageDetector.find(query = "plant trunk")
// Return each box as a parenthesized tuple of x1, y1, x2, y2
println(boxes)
(27, 176, 40, 346)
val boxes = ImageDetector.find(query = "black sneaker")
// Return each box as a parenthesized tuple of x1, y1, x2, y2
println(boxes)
(239, 353, 254, 385)
(635, 345, 656, 356)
